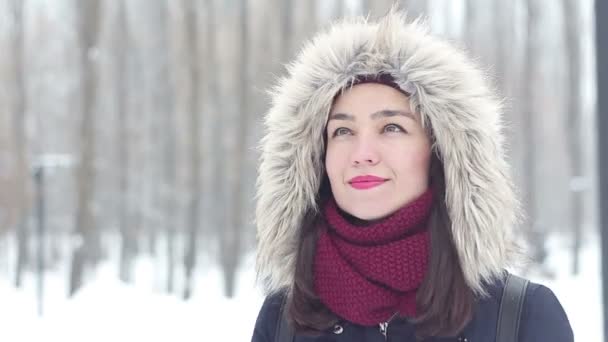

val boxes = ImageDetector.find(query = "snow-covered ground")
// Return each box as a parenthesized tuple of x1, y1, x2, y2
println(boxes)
(0, 234, 601, 341)
(0, 254, 264, 342)
(525, 234, 602, 342)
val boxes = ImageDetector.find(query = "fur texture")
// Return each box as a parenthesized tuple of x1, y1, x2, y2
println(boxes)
(255, 9, 523, 298)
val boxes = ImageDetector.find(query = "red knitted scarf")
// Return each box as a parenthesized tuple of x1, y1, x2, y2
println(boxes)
(313, 188, 434, 326)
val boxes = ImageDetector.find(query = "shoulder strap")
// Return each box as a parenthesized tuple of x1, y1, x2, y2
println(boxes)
(275, 295, 294, 342)
(496, 273, 529, 342)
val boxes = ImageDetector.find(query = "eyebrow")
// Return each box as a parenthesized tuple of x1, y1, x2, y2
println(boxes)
(328, 109, 417, 122)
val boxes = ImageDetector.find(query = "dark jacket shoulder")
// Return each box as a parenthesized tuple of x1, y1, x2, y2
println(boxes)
(252, 292, 285, 342)
(469, 278, 573, 342)
(518, 282, 573, 341)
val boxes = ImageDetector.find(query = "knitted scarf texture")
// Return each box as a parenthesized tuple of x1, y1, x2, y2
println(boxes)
(314, 188, 434, 326)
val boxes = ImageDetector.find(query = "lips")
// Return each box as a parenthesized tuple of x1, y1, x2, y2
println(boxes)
(348, 175, 388, 190)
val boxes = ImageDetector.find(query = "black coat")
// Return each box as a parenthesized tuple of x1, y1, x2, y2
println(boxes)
(251, 279, 573, 342)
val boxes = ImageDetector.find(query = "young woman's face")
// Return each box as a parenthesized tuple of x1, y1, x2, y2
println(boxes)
(325, 83, 432, 220)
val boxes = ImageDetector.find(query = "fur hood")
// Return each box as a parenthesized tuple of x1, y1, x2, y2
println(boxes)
(255, 10, 522, 297)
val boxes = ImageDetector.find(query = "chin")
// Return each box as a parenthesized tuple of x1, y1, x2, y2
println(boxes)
(347, 205, 394, 221)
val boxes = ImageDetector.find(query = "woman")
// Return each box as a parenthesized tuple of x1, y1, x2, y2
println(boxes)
(252, 9, 573, 342)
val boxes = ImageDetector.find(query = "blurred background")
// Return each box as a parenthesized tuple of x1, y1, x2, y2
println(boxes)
(0, 0, 600, 341)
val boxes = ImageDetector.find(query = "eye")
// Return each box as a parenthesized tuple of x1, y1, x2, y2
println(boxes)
(383, 124, 406, 133)
(332, 127, 352, 137)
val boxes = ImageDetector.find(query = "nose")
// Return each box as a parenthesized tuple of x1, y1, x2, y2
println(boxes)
(351, 135, 380, 166)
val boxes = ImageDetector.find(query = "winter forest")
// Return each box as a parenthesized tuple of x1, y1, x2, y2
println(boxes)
(0, 0, 601, 341)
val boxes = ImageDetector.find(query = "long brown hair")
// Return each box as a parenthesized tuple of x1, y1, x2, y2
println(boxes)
(287, 152, 475, 339)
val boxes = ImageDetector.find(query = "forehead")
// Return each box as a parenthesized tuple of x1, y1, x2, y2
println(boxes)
(330, 83, 422, 124)
(331, 83, 412, 113)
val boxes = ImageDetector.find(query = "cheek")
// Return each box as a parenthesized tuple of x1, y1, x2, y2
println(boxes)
(415, 145, 432, 168)
(391, 144, 432, 176)
(325, 143, 347, 181)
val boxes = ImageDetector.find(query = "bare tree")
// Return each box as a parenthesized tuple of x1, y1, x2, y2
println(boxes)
(204, 0, 226, 282)
(562, 0, 584, 274)
(143, 0, 173, 283)
(279, 0, 294, 61)
(492, 0, 526, 197)
(6, 0, 30, 288)
(182, 0, 201, 300)
(402, 0, 426, 19)
(166, 0, 192, 295)
(465, 0, 498, 66)
(69, 0, 102, 296)
(522, 0, 547, 269)
(150, 0, 177, 294)
(113, 0, 137, 283)
(493, 0, 515, 96)
(332, 0, 345, 19)
(219, 0, 251, 298)
(164, 121, 177, 294)
(364, 0, 394, 18)
(292, 0, 317, 49)
(494, 0, 519, 122)
(465, 0, 479, 45)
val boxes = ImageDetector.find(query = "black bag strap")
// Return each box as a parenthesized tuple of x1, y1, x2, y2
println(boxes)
(496, 273, 529, 342)
(275, 295, 294, 342)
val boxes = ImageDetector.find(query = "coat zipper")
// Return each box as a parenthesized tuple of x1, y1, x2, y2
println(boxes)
(379, 321, 389, 340)
(378, 312, 400, 341)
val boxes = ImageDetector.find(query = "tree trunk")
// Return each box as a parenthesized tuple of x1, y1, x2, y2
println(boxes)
(595, 1, 608, 340)
(403, 0, 426, 20)
(205, 0, 225, 272)
(562, 0, 584, 275)
(494, 0, 514, 96)
(465, 0, 498, 66)
(220, 0, 250, 299)
(280, 0, 294, 61)
(156, 0, 177, 295)
(115, 0, 136, 283)
(364, 0, 393, 18)
(292, 0, 317, 47)
(164, 130, 176, 294)
(9, 0, 29, 289)
(69, 0, 102, 297)
(183, 0, 201, 300)
(522, 0, 547, 269)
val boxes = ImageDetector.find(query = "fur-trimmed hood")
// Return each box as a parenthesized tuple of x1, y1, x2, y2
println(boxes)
(255, 10, 522, 297)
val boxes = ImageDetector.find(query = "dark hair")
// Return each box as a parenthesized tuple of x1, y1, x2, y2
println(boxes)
(287, 152, 475, 339)
(412, 152, 475, 338)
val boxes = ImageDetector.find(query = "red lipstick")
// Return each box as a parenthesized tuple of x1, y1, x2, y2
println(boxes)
(348, 175, 388, 190)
